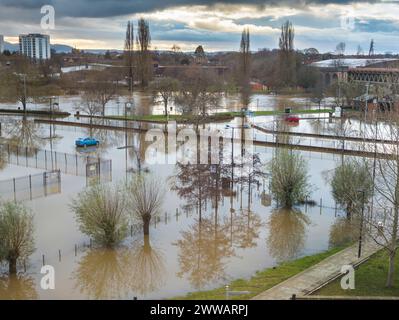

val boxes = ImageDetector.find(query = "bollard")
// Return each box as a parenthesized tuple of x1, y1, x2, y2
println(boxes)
(42, 254, 45, 266)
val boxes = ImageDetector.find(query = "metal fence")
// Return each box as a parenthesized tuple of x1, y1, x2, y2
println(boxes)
(0, 143, 112, 184)
(0, 170, 61, 202)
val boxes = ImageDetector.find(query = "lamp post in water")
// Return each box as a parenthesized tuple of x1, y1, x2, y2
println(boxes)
(357, 189, 366, 258)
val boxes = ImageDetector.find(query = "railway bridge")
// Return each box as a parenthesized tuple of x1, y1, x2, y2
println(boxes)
(348, 68, 399, 84)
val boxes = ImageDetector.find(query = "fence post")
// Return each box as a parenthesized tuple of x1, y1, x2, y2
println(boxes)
(29, 175, 32, 200)
(58, 170, 61, 193)
(25, 146, 28, 167)
(58, 250, 61, 262)
(13, 178, 16, 202)
(75, 154, 78, 175)
(43, 172, 47, 197)
(45, 150, 48, 170)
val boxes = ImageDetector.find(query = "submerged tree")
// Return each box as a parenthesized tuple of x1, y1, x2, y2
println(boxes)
(71, 183, 128, 247)
(127, 174, 164, 237)
(150, 77, 180, 118)
(0, 201, 35, 274)
(330, 159, 373, 219)
(269, 149, 310, 208)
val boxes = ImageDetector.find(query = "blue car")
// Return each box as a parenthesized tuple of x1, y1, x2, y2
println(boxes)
(75, 137, 100, 147)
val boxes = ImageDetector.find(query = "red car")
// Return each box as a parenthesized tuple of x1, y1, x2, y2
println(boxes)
(285, 116, 300, 123)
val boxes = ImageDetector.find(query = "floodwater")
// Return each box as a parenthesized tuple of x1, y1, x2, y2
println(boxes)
(0, 94, 354, 300)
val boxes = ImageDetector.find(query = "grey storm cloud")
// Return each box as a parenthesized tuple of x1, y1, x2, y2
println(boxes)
(0, 0, 380, 18)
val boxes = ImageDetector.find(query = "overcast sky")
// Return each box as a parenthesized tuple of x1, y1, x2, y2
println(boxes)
(1, 0, 399, 53)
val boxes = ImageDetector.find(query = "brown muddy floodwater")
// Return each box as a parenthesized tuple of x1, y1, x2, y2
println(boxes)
(0, 95, 348, 300)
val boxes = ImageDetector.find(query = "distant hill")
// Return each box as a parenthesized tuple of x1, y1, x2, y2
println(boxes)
(4, 41, 73, 53)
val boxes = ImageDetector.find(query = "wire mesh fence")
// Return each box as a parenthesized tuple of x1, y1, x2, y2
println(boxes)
(0, 170, 61, 202)
(0, 143, 112, 184)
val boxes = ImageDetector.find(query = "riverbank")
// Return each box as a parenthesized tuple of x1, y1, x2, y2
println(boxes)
(313, 249, 399, 297)
(172, 246, 344, 300)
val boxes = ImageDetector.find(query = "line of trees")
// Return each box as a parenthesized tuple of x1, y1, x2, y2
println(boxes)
(123, 18, 153, 90)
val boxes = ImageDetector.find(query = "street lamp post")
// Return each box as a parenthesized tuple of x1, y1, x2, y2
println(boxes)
(124, 102, 132, 179)
(358, 189, 366, 258)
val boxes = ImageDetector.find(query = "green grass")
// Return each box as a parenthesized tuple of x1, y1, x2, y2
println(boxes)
(172, 246, 344, 300)
(109, 108, 333, 124)
(110, 113, 234, 123)
(314, 250, 399, 297)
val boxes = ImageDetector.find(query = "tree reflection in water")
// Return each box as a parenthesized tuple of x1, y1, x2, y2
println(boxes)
(73, 237, 165, 299)
(130, 236, 165, 296)
(5, 118, 44, 152)
(174, 218, 234, 289)
(0, 274, 38, 300)
(0, 147, 6, 170)
(267, 208, 311, 263)
(329, 216, 359, 248)
(226, 208, 263, 250)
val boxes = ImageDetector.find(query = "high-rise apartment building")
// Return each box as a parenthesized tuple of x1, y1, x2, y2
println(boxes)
(0, 35, 4, 54)
(19, 34, 51, 60)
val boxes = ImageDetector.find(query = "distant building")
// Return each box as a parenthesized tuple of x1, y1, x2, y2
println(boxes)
(0, 35, 4, 54)
(194, 45, 207, 65)
(19, 34, 51, 60)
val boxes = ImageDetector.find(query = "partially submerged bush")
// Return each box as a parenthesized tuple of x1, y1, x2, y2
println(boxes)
(71, 183, 128, 247)
(0, 201, 35, 274)
(269, 149, 311, 208)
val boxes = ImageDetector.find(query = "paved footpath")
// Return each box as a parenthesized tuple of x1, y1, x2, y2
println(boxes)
(252, 241, 381, 300)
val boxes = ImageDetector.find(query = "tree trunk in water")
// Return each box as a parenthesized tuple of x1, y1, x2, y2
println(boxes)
(143, 216, 151, 236)
(164, 100, 168, 118)
(9, 257, 17, 275)
(386, 251, 396, 287)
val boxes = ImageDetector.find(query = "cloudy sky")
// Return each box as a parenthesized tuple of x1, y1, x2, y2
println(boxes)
(1, 0, 399, 53)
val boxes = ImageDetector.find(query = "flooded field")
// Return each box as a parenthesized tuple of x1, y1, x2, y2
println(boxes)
(0, 105, 351, 299)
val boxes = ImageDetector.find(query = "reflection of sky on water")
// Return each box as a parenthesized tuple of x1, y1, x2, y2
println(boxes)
(0, 94, 366, 299)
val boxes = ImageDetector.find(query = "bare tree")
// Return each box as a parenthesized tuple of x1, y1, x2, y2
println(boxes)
(127, 174, 164, 236)
(150, 77, 180, 118)
(84, 71, 117, 115)
(361, 111, 399, 287)
(71, 183, 129, 247)
(0, 201, 35, 274)
(175, 67, 223, 129)
(335, 42, 346, 56)
(368, 39, 375, 57)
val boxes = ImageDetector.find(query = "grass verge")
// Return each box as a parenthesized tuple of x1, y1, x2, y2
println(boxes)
(172, 246, 344, 300)
(108, 108, 333, 124)
(314, 249, 399, 297)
